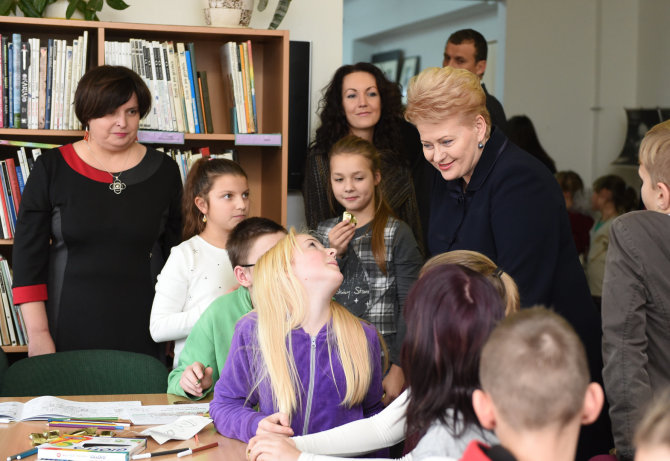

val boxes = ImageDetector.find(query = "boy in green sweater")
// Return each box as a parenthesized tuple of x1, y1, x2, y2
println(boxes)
(167, 217, 286, 398)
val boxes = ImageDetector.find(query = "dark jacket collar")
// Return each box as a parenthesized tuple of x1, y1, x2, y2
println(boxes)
(445, 125, 508, 194)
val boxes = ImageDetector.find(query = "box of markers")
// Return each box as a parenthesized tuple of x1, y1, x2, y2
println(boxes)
(37, 435, 146, 461)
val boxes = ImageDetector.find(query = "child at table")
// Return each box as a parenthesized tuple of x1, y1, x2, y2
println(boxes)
(209, 230, 385, 444)
(150, 158, 249, 367)
(462, 307, 605, 461)
(314, 135, 423, 406)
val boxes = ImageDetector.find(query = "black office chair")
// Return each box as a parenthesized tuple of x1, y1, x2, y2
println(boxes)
(0, 349, 169, 397)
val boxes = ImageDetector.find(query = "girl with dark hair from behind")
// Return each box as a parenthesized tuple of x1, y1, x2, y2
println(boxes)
(150, 158, 249, 367)
(507, 115, 557, 174)
(303, 62, 428, 251)
(585, 174, 637, 309)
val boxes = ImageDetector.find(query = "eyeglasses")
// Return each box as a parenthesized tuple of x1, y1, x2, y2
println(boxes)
(239, 263, 255, 268)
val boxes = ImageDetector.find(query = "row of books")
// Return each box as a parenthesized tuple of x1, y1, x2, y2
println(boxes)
(0, 146, 43, 239)
(0, 32, 88, 130)
(157, 146, 237, 184)
(220, 41, 258, 134)
(0, 254, 27, 347)
(105, 39, 217, 134)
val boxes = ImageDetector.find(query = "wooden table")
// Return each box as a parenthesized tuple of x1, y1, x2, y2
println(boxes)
(0, 394, 247, 461)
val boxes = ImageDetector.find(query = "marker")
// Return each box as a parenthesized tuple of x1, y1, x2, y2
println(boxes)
(177, 442, 218, 458)
(7, 447, 38, 461)
(132, 448, 189, 459)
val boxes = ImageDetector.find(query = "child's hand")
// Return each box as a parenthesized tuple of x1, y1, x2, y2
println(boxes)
(180, 362, 213, 397)
(328, 220, 356, 257)
(256, 412, 294, 436)
(382, 363, 405, 406)
(247, 434, 299, 461)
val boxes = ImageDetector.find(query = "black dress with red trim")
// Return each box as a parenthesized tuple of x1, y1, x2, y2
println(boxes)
(11, 144, 182, 357)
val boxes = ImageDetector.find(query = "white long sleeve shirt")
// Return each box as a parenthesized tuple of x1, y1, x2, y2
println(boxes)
(150, 235, 236, 366)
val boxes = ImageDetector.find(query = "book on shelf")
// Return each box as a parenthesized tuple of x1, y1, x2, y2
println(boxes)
(176, 42, 195, 134)
(197, 71, 214, 134)
(0, 260, 17, 346)
(0, 33, 87, 132)
(246, 40, 258, 131)
(5, 157, 22, 214)
(186, 42, 204, 134)
(0, 161, 17, 234)
(0, 175, 11, 239)
(2, 36, 8, 127)
(19, 40, 29, 129)
(0, 286, 9, 345)
(183, 49, 200, 134)
(37, 435, 146, 461)
(164, 41, 185, 134)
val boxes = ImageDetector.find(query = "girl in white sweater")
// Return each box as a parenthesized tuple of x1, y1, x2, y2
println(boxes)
(150, 158, 249, 367)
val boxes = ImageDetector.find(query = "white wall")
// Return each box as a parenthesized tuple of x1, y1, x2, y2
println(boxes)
(505, 0, 670, 190)
(343, 0, 506, 100)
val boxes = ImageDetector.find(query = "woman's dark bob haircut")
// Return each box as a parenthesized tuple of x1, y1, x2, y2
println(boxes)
(74, 65, 152, 128)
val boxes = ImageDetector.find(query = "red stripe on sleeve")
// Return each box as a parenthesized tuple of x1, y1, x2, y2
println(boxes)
(12, 284, 48, 304)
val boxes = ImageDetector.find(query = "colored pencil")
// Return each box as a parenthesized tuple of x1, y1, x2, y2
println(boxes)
(6, 447, 37, 461)
(177, 442, 218, 458)
(132, 448, 189, 459)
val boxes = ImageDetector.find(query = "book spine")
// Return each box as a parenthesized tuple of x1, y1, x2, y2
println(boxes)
(165, 42, 185, 133)
(0, 176, 10, 239)
(238, 43, 251, 133)
(62, 45, 73, 130)
(0, 271, 17, 346)
(5, 158, 22, 214)
(44, 38, 53, 130)
(184, 50, 200, 134)
(176, 43, 195, 134)
(0, 162, 17, 235)
(38, 46, 47, 129)
(49, 39, 59, 130)
(151, 41, 172, 132)
(2, 36, 8, 128)
(161, 43, 177, 132)
(68, 39, 80, 130)
(19, 41, 29, 129)
(18, 146, 30, 182)
(186, 43, 203, 133)
(12, 33, 21, 128)
(142, 40, 158, 130)
(15, 166, 25, 195)
(198, 71, 214, 134)
(0, 34, 3, 128)
(0, 286, 10, 345)
(246, 40, 258, 132)
(29, 38, 39, 130)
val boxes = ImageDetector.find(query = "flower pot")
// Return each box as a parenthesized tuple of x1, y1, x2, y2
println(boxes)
(203, 0, 253, 28)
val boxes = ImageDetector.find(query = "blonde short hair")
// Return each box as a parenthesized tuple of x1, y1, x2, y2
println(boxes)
(420, 250, 520, 316)
(480, 307, 590, 431)
(634, 388, 670, 449)
(639, 120, 670, 187)
(405, 66, 491, 136)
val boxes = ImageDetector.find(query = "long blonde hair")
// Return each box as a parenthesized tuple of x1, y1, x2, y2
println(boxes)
(251, 229, 374, 417)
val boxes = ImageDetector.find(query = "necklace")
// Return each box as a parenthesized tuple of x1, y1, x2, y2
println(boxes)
(84, 140, 132, 195)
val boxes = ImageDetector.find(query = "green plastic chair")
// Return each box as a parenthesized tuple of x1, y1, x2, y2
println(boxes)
(0, 347, 8, 391)
(0, 349, 169, 397)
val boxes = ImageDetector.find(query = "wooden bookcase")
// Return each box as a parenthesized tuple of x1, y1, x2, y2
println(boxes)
(0, 16, 289, 354)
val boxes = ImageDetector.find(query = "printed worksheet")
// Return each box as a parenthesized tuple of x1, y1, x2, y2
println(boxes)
(0, 396, 142, 421)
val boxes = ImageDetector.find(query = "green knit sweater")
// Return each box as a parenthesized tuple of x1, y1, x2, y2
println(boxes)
(167, 286, 252, 398)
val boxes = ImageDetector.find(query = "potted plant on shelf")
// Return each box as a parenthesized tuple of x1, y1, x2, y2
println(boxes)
(0, 0, 130, 20)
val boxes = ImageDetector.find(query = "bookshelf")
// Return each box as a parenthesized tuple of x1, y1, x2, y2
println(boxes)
(0, 16, 289, 354)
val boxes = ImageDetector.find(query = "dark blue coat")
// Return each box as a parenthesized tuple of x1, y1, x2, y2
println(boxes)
(427, 127, 600, 368)
(426, 127, 611, 459)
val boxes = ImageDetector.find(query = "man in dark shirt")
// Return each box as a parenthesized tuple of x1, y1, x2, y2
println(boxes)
(443, 28, 508, 134)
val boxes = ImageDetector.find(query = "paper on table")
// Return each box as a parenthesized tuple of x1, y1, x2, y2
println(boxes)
(0, 396, 142, 421)
(124, 403, 210, 425)
(140, 415, 212, 445)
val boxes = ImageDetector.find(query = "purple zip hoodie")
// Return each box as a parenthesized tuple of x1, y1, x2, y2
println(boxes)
(210, 311, 385, 443)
